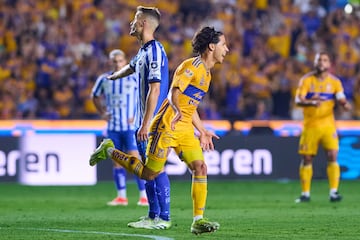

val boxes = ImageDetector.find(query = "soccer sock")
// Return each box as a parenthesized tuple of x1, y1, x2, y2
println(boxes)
(299, 164, 312, 195)
(145, 180, 159, 219)
(135, 177, 147, 198)
(155, 172, 171, 221)
(192, 175, 207, 218)
(327, 162, 340, 191)
(113, 167, 126, 198)
(110, 149, 144, 177)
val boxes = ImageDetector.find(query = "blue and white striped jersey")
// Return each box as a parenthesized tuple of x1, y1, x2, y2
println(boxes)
(92, 71, 138, 132)
(129, 39, 169, 127)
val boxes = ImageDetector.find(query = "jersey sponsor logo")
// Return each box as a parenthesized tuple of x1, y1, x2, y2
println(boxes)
(183, 85, 205, 101)
(193, 92, 204, 100)
(149, 72, 161, 79)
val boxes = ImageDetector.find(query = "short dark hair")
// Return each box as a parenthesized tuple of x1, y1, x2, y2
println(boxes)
(192, 26, 223, 55)
(318, 51, 331, 60)
(137, 6, 161, 22)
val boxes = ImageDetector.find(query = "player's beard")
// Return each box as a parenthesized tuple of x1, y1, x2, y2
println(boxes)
(130, 25, 141, 37)
(130, 28, 136, 36)
(315, 65, 328, 74)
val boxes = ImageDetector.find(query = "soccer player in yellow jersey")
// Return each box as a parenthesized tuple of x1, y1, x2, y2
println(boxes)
(90, 26, 229, 234)
(294, 52, 352, 203)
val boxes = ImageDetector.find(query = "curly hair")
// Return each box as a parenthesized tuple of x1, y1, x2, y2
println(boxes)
(192, 26, 223, 55)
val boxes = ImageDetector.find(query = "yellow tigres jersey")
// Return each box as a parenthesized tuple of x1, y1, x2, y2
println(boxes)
(296, 71, 344, 128)
(151, 57, 211, 132)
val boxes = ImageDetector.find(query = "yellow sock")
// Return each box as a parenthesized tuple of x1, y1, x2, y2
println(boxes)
(299, 164, 313, 193)
(327, 162, 340, 190)
(191, 175, 207, 217)
(111, 149, 144, 177)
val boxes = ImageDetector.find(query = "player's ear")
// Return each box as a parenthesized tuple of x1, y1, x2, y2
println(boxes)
(139, 18, 146, 27)
(208, 43, 215, 51)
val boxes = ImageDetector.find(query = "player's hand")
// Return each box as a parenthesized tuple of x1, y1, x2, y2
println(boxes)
(170, 111, 182, 131)
(343, 102, 352, 111)
(107, 72, 120, 80)
(102, 112, 111, 121)
(310, 94, 325, 107)
(199, 130, 219, 151)
(311, 100, 321, 107)
(137, 125, 149, 142)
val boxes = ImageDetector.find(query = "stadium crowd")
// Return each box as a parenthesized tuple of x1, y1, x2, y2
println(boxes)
(0, 0, 360, 121)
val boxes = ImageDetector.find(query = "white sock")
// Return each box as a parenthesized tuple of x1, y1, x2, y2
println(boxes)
(107, 147, 114, 157)
(330, 189, 338, 196)
(301, 192, 310, 197)
(139, 190, 147, 198)
(193, 215, 203, 222)
(118, 189, 126, 198)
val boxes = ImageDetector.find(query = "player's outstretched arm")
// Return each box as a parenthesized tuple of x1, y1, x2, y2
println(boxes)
(107, 64, 134, 80)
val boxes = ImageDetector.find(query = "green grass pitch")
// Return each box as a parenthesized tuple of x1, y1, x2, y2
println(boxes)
(1, 180, 359, 240)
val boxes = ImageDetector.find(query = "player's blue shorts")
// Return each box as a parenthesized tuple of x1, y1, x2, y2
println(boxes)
(107, 130, 137, 152)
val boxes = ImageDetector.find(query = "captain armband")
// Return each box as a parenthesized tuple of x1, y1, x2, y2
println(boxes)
(335, 92, 346, 100)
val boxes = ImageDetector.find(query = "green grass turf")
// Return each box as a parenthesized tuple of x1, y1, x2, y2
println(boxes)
(0, 180, 359, 240)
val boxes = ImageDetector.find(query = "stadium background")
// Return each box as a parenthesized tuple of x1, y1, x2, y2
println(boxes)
(0, 0, 360, 185)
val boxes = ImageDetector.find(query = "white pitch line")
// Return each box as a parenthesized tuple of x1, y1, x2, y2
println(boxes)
(2, 227, 174, 240)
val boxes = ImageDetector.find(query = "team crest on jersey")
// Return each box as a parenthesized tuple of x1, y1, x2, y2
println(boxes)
(150, 61, 158, 69)
(185, 69, 193, 78)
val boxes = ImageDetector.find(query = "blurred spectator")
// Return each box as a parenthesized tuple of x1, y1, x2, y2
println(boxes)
(0, 0, 359, 121)
(353, 75, 360, 120)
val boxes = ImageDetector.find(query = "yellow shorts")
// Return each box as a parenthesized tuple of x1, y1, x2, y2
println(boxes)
(146, 130, 204, 172)
(298, 126, 339, 155)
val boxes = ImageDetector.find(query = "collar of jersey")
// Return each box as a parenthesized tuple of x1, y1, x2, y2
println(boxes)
(141, 39, 156, 49)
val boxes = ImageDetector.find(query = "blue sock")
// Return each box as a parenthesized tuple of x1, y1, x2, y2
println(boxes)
(155, 172, 171, 221)
(145, 180, 159, 219)
(113, 167, 126, 191)
(135, 176, 146, 191)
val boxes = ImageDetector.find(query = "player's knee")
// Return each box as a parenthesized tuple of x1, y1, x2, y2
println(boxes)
(301, 155, 313, 165)
(192, 161, 207, 175)
(326, 150, 338, 162)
